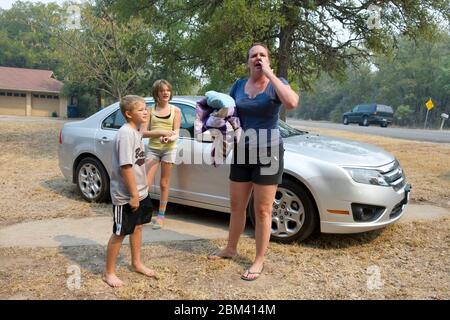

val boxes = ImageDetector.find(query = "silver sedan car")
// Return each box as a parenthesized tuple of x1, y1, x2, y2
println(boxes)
(58, 96, 411, 242)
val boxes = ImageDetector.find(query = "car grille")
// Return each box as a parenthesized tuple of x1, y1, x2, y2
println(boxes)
(379, 160, 406, 191)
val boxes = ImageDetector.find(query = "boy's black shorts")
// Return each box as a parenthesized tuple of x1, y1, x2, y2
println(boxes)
(112, 195, 153, 236)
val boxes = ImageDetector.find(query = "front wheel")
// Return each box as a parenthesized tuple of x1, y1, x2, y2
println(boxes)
(343, 116, 349, 125)
(76, 157, 110, 202)
(248, 178, 318, 243)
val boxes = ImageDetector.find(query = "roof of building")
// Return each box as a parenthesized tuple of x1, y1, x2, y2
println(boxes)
(0, 66, 64, 93)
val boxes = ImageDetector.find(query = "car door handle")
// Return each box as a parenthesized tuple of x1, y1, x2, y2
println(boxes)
(98, 137, 111, 143)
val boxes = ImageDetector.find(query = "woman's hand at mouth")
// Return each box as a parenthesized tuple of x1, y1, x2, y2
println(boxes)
(258, 59, 275, 78)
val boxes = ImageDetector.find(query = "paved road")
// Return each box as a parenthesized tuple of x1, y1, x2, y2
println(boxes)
(287, 118, 450, 144)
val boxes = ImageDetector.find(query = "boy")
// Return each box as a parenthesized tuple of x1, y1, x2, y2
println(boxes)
(103, 95, 168, 287)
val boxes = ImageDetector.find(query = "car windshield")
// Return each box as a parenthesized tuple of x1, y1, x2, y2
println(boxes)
(279, 120, 307, 138)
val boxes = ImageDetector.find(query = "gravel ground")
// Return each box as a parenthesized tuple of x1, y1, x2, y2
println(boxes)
(0, 118, 449, 299)
(0, 218, 449, 299)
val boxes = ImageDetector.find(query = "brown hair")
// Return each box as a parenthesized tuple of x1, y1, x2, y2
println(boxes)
(152, 79, 173, 104)
(119, 95, 145, 120)
(246, 43, 271, 61)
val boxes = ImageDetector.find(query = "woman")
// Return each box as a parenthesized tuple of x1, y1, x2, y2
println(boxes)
(208, 43, 299, 281)
(140, 79, 181, 229)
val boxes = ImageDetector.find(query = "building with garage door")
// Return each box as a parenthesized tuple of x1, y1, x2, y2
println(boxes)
(0, 66, 68, 117)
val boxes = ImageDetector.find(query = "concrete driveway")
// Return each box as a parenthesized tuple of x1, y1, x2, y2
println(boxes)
(0, 204, 448, 248)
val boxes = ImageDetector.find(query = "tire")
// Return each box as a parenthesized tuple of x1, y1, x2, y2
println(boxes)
(380, 122, 388, 128)
(75, 157, 110, 202)
(343, 116, 349, 125)
(362, 116, 369, 126)
(248, 178, 318, 243)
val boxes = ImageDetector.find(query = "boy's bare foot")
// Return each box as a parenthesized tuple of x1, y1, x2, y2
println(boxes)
(102, 273, 124, 288)
(132, 264, 157, 279)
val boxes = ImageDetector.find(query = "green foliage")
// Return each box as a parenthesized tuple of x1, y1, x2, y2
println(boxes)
(395, 105, 414, 126)
(1, 0, 448, 121)
(0, 1, 64, 73)
(296, 32, 450, 127)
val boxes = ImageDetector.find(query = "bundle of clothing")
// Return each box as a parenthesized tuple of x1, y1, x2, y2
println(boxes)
(194, 91, 242, 166)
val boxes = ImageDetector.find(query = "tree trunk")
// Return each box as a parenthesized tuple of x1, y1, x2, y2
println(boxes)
(96, 89, 102, 111)
(277, 5, 296, 122)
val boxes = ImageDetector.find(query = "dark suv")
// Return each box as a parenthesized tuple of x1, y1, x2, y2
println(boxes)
(343, 104, 394, 127)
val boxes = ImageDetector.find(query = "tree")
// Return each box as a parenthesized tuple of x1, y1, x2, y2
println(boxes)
(112, 0, 449, 120)
(0, 1, 64, 72)
(58, 4, 155, 100)
(395, 105, 414, 126)
(373, 32, 450, 127)
(295, 31, 450, 127)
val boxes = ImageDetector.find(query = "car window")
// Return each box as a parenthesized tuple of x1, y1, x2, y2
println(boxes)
(359, 105, 373, 112)
(377, 105, 393, 113)
(171, 102, 196, 138)
(352, 106, 359, 112)
(102, 110, 125, 129)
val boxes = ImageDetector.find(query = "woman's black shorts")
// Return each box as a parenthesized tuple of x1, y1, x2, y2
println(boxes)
(229, 143, 284, 185)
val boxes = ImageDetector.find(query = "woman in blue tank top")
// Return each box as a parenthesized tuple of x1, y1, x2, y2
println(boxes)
(208, 43, 299, 281)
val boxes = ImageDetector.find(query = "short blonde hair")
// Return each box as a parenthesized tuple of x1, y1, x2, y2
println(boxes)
(152, 79, 173, 104)
(119, 95, 145, 120)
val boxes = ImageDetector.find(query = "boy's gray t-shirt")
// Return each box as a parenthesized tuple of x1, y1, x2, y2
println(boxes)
(110, 123, 148, 206)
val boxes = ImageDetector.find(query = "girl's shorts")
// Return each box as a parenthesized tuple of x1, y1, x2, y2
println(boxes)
(146, 147, 177, 164)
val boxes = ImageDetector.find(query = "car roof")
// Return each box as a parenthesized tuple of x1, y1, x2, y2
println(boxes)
(144, 96, 203, 104)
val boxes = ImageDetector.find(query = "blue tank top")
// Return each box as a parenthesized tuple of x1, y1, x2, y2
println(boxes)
(229, 77, 288, 147)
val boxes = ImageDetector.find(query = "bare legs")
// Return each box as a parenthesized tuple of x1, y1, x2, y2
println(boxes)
(208, 181, 253, 259)
(146, 159, 161, 192)
(209, 181, 277, 280)
(160, 162, 173, 204)
(246, 184, 277, 279)
(130, 225, 156, 277)
(103, 234, 126, 287)
(103, 226, 156, 288)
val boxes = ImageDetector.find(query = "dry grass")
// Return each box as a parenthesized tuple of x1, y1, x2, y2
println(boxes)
(0, 121, 110, 226)
(0, 218, 449, 299)
(0, 118, 449, 299)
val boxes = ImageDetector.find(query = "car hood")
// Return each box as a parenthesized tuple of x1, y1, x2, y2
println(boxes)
(284, 134, 394, 167)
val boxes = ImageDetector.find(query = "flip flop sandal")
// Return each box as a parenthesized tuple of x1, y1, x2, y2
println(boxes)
(241, 266, 264, 281)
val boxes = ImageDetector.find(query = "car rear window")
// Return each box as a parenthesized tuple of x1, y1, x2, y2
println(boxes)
(377, 105, 393, 113)
(102, 110, 125, 129)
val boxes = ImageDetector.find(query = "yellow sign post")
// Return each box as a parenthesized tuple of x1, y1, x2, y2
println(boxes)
(424, 98, 434, 129)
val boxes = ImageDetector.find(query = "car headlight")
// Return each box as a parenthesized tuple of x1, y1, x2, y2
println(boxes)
(343, 167, 389, 187)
